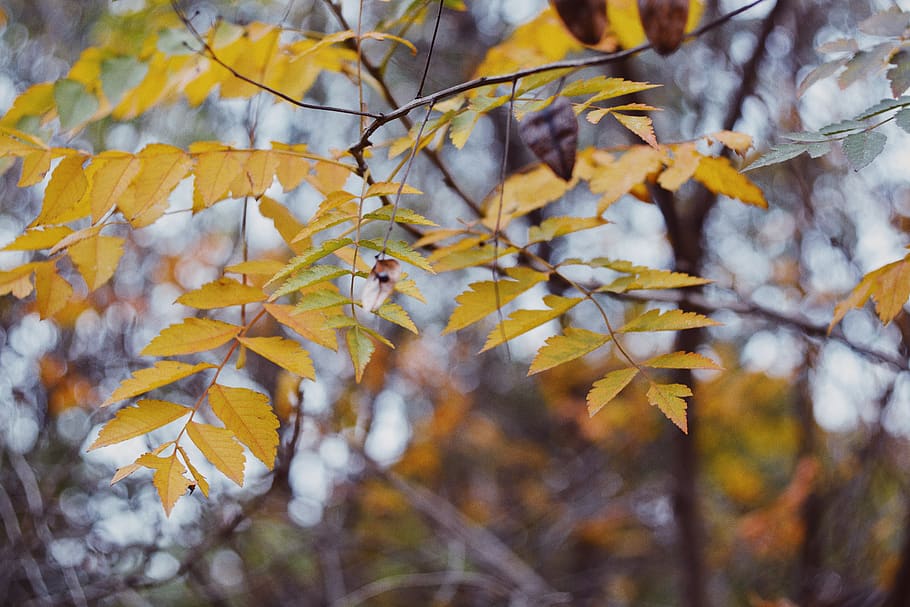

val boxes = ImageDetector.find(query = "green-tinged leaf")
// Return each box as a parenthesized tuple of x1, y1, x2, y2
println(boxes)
(527, 216, 607, 243)
(176, 277, 266, 309)
(743, 143, 808, 171)
(562, 76, 659, 104)
(346, 325, 375, 383)
(395, 278, 425, 303)
(140, 318, 241, 357)
(237, 336, 315, 380)
(842, 131, 887, 170)
(528, 327, 611, 375)
(480, 295, 583, 352)
(644, 351, 722, 370)
(185, 421, 245, 486)
(619, 308, 720, 333)
(646, 383, 690, 433)
(88, 400, 189, 450)
(854, 97, 910, 120)
(897, 108, 910, 134)
(365, 181, 422, 198)
(54, 79, 98, 130)
(807, 141, 832, 158)
(267, 238, 354, 286)
(137, 453, 192, 516)
(830, 255, 910, 329)
(819, 119, 865, 136)
(271, 265, 350, 299)
(103, 361, 216, 406)
(597, 265, 711, 293)
(587, 368, 639, 416)
(2, 226, 73, 251)
(364, 205, 438, 227)
(178, 446, 210, 497)
(101, 56, 148, 105)
(360, 239, 435, 273)
(444, 267, 550, 334)
(264, 303, 338, 351)
(693, 156, 767, 207)
(373, 301, 418, 334)
(208, 385, 279, 468)
(295, 288, 349, 312)
(430, 240, 519, 273)
(290, 207, 357, 244)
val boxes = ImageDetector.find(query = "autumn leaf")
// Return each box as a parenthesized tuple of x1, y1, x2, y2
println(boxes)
(88, 399, 189, 450)
(33, 154, 89, 226)
(103, 361, 215, 406)
(34, 261, 73, 319)
(118, 144, 193, 227)
(237, 335, 316, 380)
(86, 151, 142, 222)
(644, 351, 722, 370)
(830, 255, 910, 329)
(137, 452, 193, 516)
(528, 327, 611, 375)
(176, 277, 267, 309)
(619, 308, 719, 333)
(207, 384, 279, 468)
(140, 318, 241, 357)
(444, 267, 549, 334)
(2, 226, 73, 251)
(346, 325, 375, 383)
(374, 301, 418, 334)
(185, 421, 245, 486)
(646, 382, 691, 433)
(481, 295, 583, 352)
(68, 234, 124, 291)
(263, 303, 338, 351)
(587, 367, 639, 416)
(178, 445, 210, 497)
(693, 156, 767, 208)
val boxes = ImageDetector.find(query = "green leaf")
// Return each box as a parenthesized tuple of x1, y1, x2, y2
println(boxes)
(646, 383, 690, 433)
(443, 267, 549, 334)
(619, 309, 720, 333)
(743, 143, 808, 171)
(271, 265, 350, 299)
(267, 238, 353, 286)
(527, 216, 607, 244)
(896, 108, 910, 134)
(346, 326, 375, 383)
(364, 205, 438, 227)
(373, 301, 418, 334)
(360, 239, 435, 274)
(842, 131, 887, 170)
(587, 368, 639, 416)
(295, 288, 350, 312)
(54, 79, 99, 131)
(100, 57, 148, 105)
(528, 327, 611, 375)
(480, 294, 583, 352)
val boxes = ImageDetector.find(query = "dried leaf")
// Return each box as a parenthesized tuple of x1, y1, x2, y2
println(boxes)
(551, 0, 607, 45)
(361, 259, 402, 312)
(519, 96, 578, 181)
(639, 0, 689, 55)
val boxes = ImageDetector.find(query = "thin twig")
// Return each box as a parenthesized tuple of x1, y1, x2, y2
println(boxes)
(416, 0, 445, 98)
(492, 79, 518, 360)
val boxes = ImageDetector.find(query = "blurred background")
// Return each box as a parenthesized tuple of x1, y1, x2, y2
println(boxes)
(1, 0, 910, 605)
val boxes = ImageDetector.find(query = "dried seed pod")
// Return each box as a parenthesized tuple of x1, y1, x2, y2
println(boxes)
(519, 96, 578, 181)
(551, 0, 608, 46)
(638, 0, 689, 55)
(361, 259, 402, 312)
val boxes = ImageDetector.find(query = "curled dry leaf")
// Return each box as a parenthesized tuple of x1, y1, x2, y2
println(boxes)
(638, 0, 689, 56)
(361, 259, 402, 312)
(519, 96, 578, 181)
(550, 0, 608, 46)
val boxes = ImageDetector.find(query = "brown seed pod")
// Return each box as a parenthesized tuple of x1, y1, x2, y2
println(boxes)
(361, 259, 402, 312)
(551, 0, 608, 46)
(638, 0, 689, 56)
(519, 96, 578, 182)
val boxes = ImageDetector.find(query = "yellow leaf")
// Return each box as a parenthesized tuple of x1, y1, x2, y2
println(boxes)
(589, 146, 663, 212)
(481, 294, 583, 352)
(612, 113, 658, 148)
(137, 452, 193, 516)
(360, 239, 435, 274)
(2, 226, 73, 251)
(527, 216, 607, 243)
(237, 149, 279, 197)
(259, 195, 308, 252)
(644, 351, 722, 370)
(0, 263, 37, 298)
(141, 318, 241, 357)
(19, 149, 52, 187)
(374, 301, 418, 334)
(528, 327, 611, 375)
(830, 255, 910, 329)
(48, 224, 103, 255)
(607, 0, 704, 49)
(88, 399, 189, 451)
(264, 303, 338, 351)
(185, 421, 246, 486)
(443, 267, 549, 334)
(619, 308, 719, 333)
(237, 336, 316, 380)
(86, 151, 142, 222)
(68, 234, 124, 291)
(657, 143, 700, 191)
(103, 361, 216, 406)
(711, 130, 753, 153)
(110, 461, 143, 485)
(207, 384, 279, 468)
(176, 277, 267, 309)
(646, 382, 691, 433)
(178, 446, 210, 497)
(481, 165, 569, 230)
(364, 181, 422, 198)
(119, 144, 193, 227)
(225, 259, 286, 276)
(272, 146, 310, 192)
(33, 154, 89, 226)
(192, 146, 244, 210)
(587, 367, 639, 416)
(693, 156, 767, 208)
(34, 261, 73, 319)
(346, 325, 375, 383)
